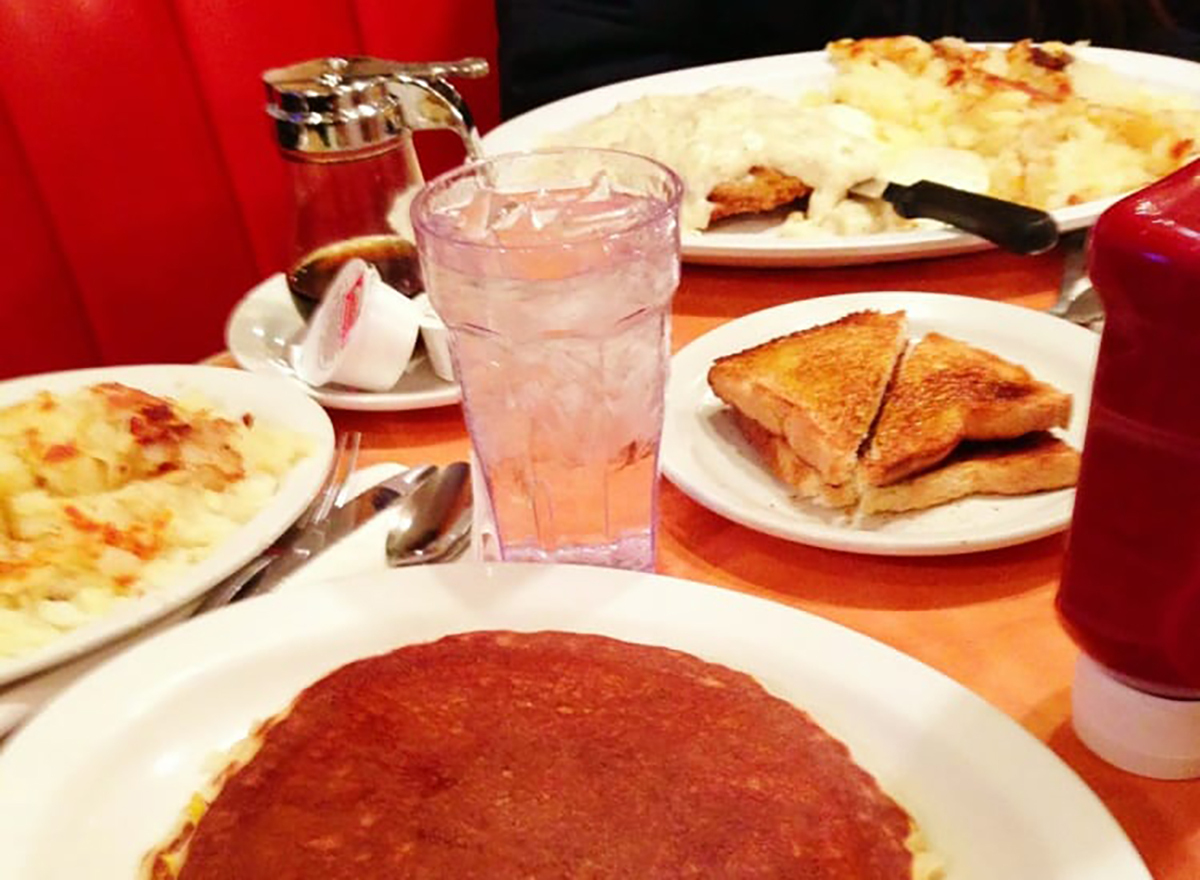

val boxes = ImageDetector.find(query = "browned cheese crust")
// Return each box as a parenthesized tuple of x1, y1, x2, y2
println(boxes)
(708, 310, 908, 485)
(825, 36, 1196, 200)
(828, 36, 1078, 104)
(862, 332, 1072, 487)
(148, 631, 920, 880)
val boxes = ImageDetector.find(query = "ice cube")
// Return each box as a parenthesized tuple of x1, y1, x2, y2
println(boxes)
(580, 171, 612, 202)
(490, 199, 533, 232)
(457, 189, 495, 241)
(530, 206, 561, 230)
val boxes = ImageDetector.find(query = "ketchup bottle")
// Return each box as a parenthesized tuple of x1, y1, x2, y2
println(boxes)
(1057, 158, 1200, 779)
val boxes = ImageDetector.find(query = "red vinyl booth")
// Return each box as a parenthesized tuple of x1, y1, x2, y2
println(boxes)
(0, 0, 500, 380)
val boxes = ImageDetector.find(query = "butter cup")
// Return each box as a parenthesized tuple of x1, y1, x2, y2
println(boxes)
(412, 293, 455, 382)
(292, 259, 422, 392)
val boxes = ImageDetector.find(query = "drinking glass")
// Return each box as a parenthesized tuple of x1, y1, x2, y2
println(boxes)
(411, 148, 683, 571)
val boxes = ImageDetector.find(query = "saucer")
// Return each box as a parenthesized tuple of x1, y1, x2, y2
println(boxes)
(225, 274, 461, 412)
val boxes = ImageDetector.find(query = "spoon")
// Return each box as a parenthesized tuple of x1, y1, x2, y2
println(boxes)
(388, 504, 473, 567)
(384, 462, 471, 563)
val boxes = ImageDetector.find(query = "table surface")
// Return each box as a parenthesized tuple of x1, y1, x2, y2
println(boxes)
(220, 246, 1198, 878)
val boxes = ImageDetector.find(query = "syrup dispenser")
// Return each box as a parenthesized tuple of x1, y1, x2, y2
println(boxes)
(263, 56, 487, 319)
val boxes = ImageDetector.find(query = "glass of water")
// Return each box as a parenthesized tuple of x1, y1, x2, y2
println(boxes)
(411, 148, 683, 571)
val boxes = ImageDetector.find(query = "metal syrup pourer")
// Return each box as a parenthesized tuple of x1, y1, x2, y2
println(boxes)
(263, 56, 488, 160)
(262, 57, 489, 324)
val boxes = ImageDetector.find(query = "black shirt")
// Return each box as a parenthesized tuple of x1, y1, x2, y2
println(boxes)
(496, 0, 1200, 118)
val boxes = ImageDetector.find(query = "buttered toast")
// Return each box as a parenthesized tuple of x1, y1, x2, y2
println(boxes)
(861, 332, 1072, 487)
(710, 313, 1079, 516)
(729, 411, 861, 508)
(707, 310, 907, 486)
(858, 432, 1081, 514)
(735, 410, 1081, 514)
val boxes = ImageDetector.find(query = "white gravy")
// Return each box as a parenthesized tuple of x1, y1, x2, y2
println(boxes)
(552, 87, 885, 232)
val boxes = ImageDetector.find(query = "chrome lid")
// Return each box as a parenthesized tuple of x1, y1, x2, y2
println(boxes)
(264, 56, 488, 157)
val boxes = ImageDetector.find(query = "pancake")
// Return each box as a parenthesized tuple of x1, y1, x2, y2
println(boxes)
(145, 631, 937, 879)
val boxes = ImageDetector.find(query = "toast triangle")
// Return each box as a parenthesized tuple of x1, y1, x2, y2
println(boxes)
(861, 332, 1072, 487)
(708, 310, 907, 485)
(858, 431, 1081, 514)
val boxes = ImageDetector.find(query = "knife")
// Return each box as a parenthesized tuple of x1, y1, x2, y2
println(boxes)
(196, 465, 439, 612)
(324, 464, 438, 536)
(245, 465, 440, 596)
(851, 177, 1059, 255)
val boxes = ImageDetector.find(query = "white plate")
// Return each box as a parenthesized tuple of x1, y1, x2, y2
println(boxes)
(226, 273, 462, 412)
(662, 292, 1100, 555)
(482, 46, 1200, 267)
(0, 463, 419, 738)
(0, 564, 1148, 879)
(0, 365, 335, 686)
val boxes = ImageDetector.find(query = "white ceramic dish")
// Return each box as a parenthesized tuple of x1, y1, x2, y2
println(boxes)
(481, 46, 1200, 267)
(226, 273, 461, 412)
(662, 292, 1100, 555)
(0, 365, 335, 686)
(0, 564, 1149, 879)
(0, 463, 441, 738)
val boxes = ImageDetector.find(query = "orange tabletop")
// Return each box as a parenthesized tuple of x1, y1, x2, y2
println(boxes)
(216, 246, 1199, 878)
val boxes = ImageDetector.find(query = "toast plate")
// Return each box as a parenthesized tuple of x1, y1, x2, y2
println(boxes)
(226, 273, 461, 412)
(0, 365, 335, 686)
(662, 292, 1100, 555)
(0, 564, 1148, 879)
(481, 46, 1200, 267)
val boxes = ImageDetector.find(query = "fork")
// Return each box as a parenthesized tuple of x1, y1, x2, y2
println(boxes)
(194, 431, 362, 614)
(1048, 228, 1090, 318)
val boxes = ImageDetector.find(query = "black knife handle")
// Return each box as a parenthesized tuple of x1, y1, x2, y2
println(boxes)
(882, 180, 1059, 255)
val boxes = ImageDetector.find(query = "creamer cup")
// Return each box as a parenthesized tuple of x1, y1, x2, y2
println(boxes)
(412, 293, 455, 382)
(291, 259, 421, 392)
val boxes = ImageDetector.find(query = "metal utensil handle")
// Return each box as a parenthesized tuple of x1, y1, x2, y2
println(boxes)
(1049, 228, 1090, 316)
(883, 180, 1059, 255)
(387, 65, 487, 159)
(384, 57, 489, 80)
(193, 555, 274, 615)
(196, 432, 360, 614)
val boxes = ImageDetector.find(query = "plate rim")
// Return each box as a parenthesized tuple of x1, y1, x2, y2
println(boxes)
(481, 44, 1200, 267)
(662, 291, 1100, 555)
(0, 563, 1150, 879)
(225, 273, 462, 412)
(0, 363, 336, 685)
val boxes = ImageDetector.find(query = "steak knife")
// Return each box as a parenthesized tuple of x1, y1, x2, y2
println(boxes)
(851, 177, 1059, 255)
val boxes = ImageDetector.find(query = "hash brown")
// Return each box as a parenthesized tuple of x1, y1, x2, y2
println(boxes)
(0, 382, 309, 658)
